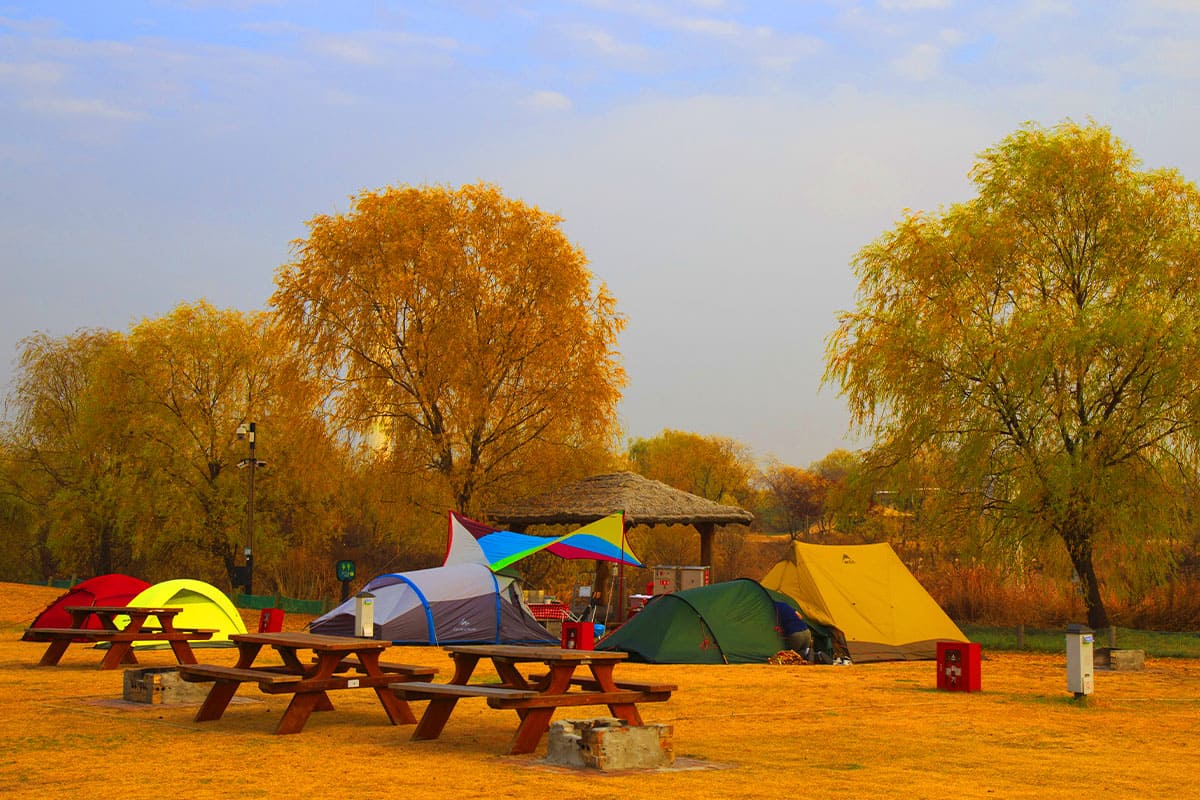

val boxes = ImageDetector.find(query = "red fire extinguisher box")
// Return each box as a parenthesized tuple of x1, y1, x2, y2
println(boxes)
(258, 608, 285, 633)
(561, 621, 595, 650)
(936, 641, 981, 692)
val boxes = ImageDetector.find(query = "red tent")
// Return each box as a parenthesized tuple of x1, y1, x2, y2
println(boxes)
(23, 574, 151, 639)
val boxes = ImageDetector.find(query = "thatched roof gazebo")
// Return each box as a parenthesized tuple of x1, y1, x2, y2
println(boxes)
(485, 471, 754, 569)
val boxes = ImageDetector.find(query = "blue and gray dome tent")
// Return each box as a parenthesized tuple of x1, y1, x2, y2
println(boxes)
(310, 562, 556, 645)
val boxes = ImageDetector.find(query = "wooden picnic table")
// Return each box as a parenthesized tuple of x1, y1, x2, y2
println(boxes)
(22, 606, 215, 670)
(394, 644, 675, 755)
(178, 631, 436, 735)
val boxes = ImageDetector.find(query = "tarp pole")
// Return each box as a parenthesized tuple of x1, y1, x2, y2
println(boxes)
(618, 513, 628, 623)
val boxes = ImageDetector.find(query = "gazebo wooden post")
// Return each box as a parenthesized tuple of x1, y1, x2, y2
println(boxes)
(697, 522, 715, 571)
(617, 517, 631, 623)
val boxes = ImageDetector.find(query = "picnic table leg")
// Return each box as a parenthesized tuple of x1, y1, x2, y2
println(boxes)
(494, 661, 532, 689)
(100, 642, 139, 670)
(38, 640, 72, 667)
(508, 708, 557, 755)
(167, 640, 198, 665)
(606, 702, 644, 725)
(275, 691, 330, 735)
(505, 661, 575, 755)
(106, 613, 151, 669)
(276, 646, 307, 674)
(373, 685, 417, 725)
(587, 662, 645, 725)
(412, 698, 462, 740)
(234, 643, 265, 669)
(354, 651, 417, 725)
(194, 681, 240, 722)
(411, 653, 480, 741)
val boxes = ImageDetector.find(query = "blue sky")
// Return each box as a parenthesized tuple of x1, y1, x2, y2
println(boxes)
(4, 1, 1200, 467)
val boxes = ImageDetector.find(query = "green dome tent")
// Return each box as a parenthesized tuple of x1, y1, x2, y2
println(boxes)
(597, 578, 789, 664)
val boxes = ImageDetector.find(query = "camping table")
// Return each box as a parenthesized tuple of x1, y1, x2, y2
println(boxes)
(180, 632, 430, 735)
(22, 606, 214, 670)
(528, 602, 572, 622)
(397, 644, 675, 755)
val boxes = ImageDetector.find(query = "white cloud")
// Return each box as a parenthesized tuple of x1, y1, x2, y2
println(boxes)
(304, 30, 461, 66)
(240, 20, 306, 36)
(879, 0, 953, 9)
(179, 0, 286, 10)
(0, 60, 68, 87)
(939, 27, 965, 46)
(1011, 0, 1074, 20)
(566, 25, 652, 63)
(1124, 36, 1200, 79)
(1144, 0, 1200, 11)
(307, 33, 384, 65)
(891, 42, 943, 80)
(523, 89, 573, 110)
(672, 14, 743, 37)
(22, 95, 142, 121)
(0, 14, 62, 36)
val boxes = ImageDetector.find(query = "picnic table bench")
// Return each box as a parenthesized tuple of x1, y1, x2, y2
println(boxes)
(393, 644, 675, 754)
(179, 632, 436, 735)
(22, 606, 216, 670)
(397, 682, 540, 701)
(528, 673, 678, 694)
(177, 664, 305, 689)
(328, 655, 437, 678)
(396, 680, 653, 714)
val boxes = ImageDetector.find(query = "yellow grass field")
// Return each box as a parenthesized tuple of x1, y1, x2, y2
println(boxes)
(2, 581, 1197, 799)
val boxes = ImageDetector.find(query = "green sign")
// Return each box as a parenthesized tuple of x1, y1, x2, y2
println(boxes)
(336, 560, 356, 581)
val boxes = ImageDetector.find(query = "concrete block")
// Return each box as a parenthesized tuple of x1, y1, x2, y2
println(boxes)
(122, 667, 211, 704)
(546, 718, 674, 770)
(1095, 648, 1145, 671)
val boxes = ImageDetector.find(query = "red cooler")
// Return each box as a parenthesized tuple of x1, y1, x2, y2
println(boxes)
(936, 641, 981, 692)
(561, 620, 595, 650)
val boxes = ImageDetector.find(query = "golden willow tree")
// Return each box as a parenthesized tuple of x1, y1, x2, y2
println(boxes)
(2, 329, 128, 577)
(826, 121, 1200, 630)
(2, 302, 347, 591)
(271, 182, 626, 515)
(106, 301, 341, 586)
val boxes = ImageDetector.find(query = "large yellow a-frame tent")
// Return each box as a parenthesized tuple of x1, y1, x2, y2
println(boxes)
(761, 541, 967, 662)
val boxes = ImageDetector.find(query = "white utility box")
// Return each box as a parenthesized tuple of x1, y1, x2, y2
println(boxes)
(354, 591, 375, 638)
(1066, 623, 1094, 697)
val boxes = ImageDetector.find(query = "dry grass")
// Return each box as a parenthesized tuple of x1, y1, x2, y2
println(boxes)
(2, 581, 1198, 799)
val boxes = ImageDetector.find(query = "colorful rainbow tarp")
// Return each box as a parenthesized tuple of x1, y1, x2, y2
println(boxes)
(443, 511, 641, 571)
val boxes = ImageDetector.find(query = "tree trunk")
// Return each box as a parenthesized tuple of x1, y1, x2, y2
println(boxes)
(97, 522, 113, 575)
(1062, 525, 1109, 631)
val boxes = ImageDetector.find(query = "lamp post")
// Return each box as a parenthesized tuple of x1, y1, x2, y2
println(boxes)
(236, 422, 261, 595)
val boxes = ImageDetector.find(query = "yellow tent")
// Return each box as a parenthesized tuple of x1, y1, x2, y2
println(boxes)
(121, 578, 247, 648)
(761, 541, 967, 662)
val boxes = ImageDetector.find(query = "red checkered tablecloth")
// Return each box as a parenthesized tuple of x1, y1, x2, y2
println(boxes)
(528, 603, 571, 621)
